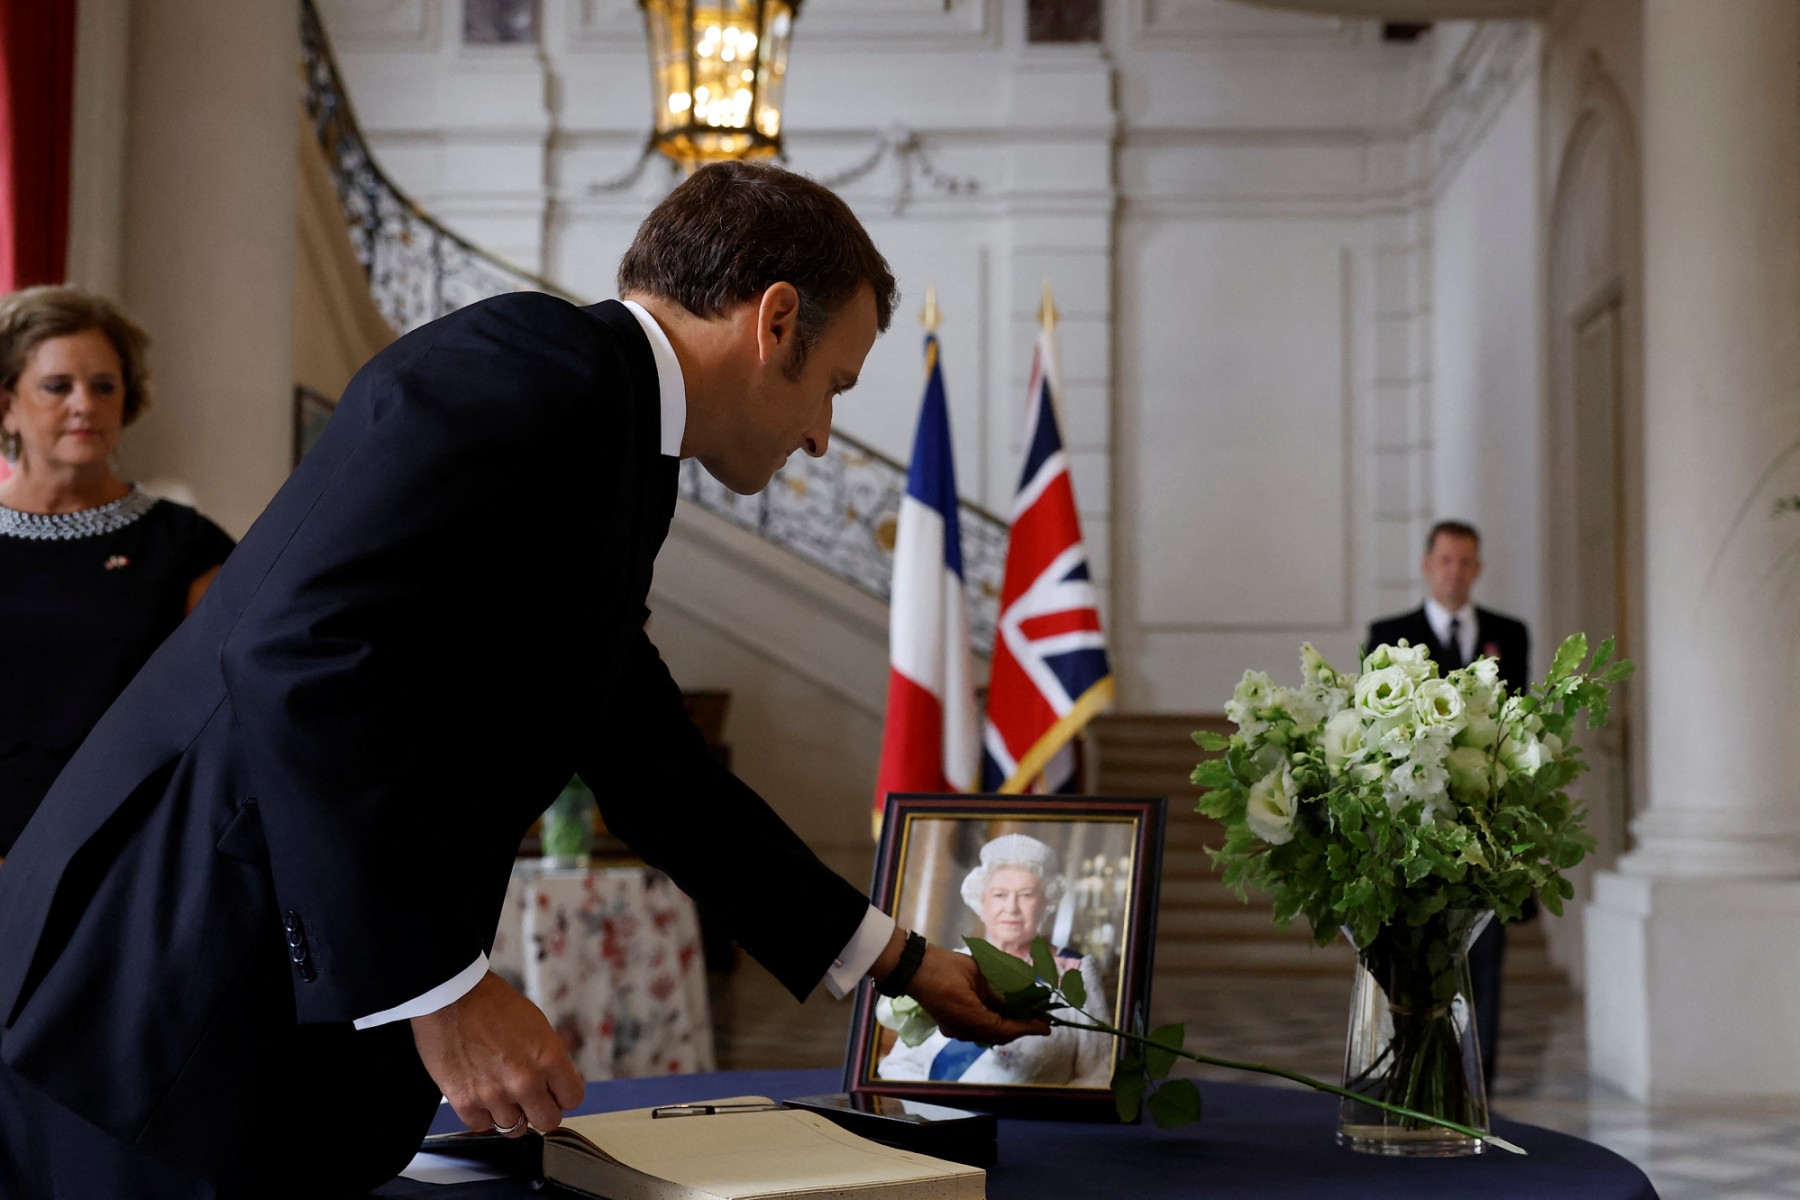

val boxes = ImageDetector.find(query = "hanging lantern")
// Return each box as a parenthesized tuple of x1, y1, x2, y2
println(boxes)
(640, 0, 800, 166)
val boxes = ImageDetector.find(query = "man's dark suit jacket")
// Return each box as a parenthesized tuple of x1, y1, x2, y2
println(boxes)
(1366, 605, 1530, 690)
(0, 295, 870, 1189)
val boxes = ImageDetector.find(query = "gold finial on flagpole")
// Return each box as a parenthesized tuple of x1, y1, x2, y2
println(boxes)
(1038, 279, 1058, 333)
(921, 285, 941, 334)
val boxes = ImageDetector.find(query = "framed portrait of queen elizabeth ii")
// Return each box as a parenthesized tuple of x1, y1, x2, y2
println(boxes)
(846, 794, 1166, 1120)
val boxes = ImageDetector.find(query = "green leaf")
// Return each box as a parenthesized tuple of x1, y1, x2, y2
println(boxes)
(1602, 659, 1636, 683)
(1144, 1023, 1184, 1080)
(1031, 938, 1058, 984)
(964, 937, 1037, 994)
(1550, 633, 1588, 681)
(1112, 1065, 1146, 1123)
(1060, 965, 1087, 1009)
(1147, 1078, 1203, 1129)
(1193, 730, 1231, 751)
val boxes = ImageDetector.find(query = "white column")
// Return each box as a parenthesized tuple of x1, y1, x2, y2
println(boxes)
(1586, 0, 1800, 1100)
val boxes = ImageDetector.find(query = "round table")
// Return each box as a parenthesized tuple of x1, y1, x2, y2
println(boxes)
(375, 1067, 1658, 1199)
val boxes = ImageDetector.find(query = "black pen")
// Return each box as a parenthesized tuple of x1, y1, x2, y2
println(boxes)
(651, 1102, 788, 1119)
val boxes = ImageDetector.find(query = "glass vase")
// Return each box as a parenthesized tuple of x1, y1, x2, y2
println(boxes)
(1337, 909, 1492, 1157)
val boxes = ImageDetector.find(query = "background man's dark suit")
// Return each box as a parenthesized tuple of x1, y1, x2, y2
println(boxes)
(0, 294, 871, 1195)
(1365, 603, 1530, 1085)
(1366, 606, 1529, 691)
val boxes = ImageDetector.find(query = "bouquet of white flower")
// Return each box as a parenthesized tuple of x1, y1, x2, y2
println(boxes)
(1196, 634, 1630, 948)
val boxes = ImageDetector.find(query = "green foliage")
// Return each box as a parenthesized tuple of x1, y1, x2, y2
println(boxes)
(1148, 1078, 1203, 1129)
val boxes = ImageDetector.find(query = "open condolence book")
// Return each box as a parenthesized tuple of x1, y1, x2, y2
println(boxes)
(434, 1095, 985, 1200)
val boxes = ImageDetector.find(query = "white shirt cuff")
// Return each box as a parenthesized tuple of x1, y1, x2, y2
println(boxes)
(352, 953, 490, 1030)
(823, 906, 896, 1000)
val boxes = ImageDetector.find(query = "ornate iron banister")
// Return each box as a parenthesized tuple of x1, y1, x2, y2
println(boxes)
(299, 0, 1006, 653)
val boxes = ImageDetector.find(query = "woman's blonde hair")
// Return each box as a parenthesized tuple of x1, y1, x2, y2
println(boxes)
(0, 287, 154, 457)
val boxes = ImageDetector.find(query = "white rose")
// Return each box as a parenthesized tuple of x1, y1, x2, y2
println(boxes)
(1354, 666, 1416, 721)
(1445, 745, 1493, 803)
(1320, 708, 1366, 771)
(1413, 678, 1466, 729)
(1244, 767, 1298, 845)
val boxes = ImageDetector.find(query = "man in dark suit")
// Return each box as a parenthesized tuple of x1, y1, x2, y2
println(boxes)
(1366, 521, 1529, 691)
(0, 163, 1044, 1198)
(1366, 519, 1530, 1084)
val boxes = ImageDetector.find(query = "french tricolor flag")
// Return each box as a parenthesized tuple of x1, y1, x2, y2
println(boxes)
(874, 333, 977, 833)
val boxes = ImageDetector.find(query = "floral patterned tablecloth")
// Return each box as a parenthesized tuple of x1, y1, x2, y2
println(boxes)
(489, 862, 715, 1080)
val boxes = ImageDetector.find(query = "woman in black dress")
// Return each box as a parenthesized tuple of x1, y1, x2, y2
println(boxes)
(0, 286, 234, 862)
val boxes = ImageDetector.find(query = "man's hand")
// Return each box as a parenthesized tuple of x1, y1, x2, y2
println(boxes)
(872, 930, 1050, 1044)
(410, 971, 585, 1137)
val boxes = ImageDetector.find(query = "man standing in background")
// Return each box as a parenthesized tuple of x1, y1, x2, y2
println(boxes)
(1367, 519, 1531, 1083)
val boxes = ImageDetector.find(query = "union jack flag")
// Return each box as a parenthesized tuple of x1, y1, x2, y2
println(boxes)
(981, 325, 1113, 793)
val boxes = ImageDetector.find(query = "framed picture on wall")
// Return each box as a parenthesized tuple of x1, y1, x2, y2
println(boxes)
(845, 793, 1166, 1120)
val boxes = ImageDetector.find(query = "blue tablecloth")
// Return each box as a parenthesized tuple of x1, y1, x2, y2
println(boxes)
(374, 1068, 1658, 1199)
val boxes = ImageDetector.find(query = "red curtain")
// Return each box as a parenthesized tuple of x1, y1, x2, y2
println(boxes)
(0, 0, 77, 293)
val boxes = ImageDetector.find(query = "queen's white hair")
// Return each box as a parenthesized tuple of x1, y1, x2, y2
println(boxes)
(959, 834, 1066, 922)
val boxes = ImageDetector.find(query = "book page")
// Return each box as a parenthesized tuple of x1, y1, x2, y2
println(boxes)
(553, 1097, 984, 1200)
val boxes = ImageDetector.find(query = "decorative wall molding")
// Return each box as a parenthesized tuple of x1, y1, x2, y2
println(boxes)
(1127, 0, 1361, 49)
(567, 0, 997, 51)
(315, 0, 443, 50)
(1419, 20, 1537, 196)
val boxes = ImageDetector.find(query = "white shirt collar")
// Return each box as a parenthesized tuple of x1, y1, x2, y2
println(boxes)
(1423, 597, 1476, 655)
(621, 300, 687, 458)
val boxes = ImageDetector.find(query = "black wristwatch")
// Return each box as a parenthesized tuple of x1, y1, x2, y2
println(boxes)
(876, 930, 929, 998)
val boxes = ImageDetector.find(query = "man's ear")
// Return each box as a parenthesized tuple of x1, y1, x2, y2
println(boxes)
(753, 282, 802, 367)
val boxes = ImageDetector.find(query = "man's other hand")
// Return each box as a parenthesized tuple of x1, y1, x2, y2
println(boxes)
(410, 971, 585, 1137)
(905, 943, 1052, 1044)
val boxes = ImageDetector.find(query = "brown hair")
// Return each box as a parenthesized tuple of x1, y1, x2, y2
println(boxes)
(0, 286, 154, 432)
(617, 161, 897, 368)
(1426, 520, 1481, 553)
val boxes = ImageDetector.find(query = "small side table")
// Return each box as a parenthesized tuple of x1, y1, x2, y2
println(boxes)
(490, 861, 716, 1080)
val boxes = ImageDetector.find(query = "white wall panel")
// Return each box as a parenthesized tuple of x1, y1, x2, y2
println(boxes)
(1119, 219, 1355, 636)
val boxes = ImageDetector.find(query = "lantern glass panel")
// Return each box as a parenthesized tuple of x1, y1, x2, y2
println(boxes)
(642, 0, 798, 164)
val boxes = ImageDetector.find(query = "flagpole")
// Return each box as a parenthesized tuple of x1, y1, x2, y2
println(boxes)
(1036, 279, 1069, 436)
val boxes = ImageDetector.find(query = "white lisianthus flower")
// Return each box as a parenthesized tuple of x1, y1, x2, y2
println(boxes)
(1320, 708, 1365, 772)
(1244, 766, 1299, 845)
(1354, 666, 1416, 721)
(1542, 732, 1564, 760)
(1388, 641, 1436, 683)
(1444, 745, 1493, 804)
(1413, 678, 1466, 730)
(1270, 685, 1326, 735)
